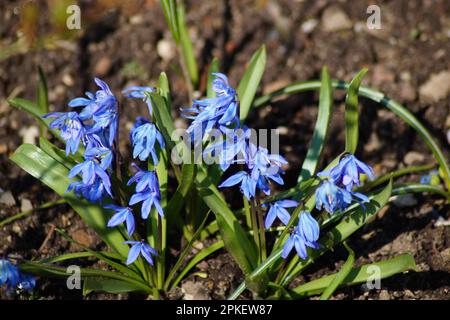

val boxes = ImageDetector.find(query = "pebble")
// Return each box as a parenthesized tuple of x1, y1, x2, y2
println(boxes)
(20, 198, 33, 212)
(301, 19, 318, 34)
(157, 39, 176, 62)
(419, 70, 450, 103)
(379, 289, 390, 300)
(0, 190, 16, 206)
(404, 151, 425, 165)
(18, 125, 39, 144)
(181, 281, 211, 300)
(94, 57, 112, 77)
(392, 194, 418, 207)
(62, 73, 74, 87)
(321, 6, 352, 32)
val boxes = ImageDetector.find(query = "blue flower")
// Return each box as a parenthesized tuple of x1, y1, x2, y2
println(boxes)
(263, 199, 298, 229)
(130, 117, 165, 163)
(84, 145, 113, 170)
(0, 259, 36, 291)
(67, 177, 112, 203)
(182, 73, 239, 140)
(219, 171, 257, 200)
(281, 211, 320, 260)
(105, 205, 135, 236)
(122, 86, 155, 115)
(68, 158, 112, 190)
(124, 240, 157, 265)
(318, 154, 375, 191)
(315, 179, 352, 214)
(128, 165, 164, 218)
(43, 112, 85, 155)
(68, 78, 117, 122)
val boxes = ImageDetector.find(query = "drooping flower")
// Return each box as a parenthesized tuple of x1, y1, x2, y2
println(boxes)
(105, 205, 135, 236)
(68, 158, 112, 190)
(128, 165, 163, 218)
(281, 211, 320, 260)
(68, 78, 117, 122)
(0, 259, 36, 291)
(130, 117, 165, 163)
(318, 154, 375, 191)
(181, 73, 239, 140)
(67, 177, 112, 203)
(263, 199, 298, 229)
(84, 145, 113, 170)
(43, 111, 85, 155)
(315, 179, 352, 214)
(122, 86, 155, 115)
(218, 171, 257, 200)
(124, 240, 157, 265)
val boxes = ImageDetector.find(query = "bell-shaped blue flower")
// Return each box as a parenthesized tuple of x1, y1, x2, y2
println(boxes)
(67, 176, 112, 203)
(68, 158, 112, 190)
(122, 86, 155, 115)
(263, 199, 298, 229)
(219, 171, 257, 200)
(0, 259, 36, 291)
(130, 117, 165, 163)
(43, 111, 85, 155)
(105, 205, 135, 236)
(281, 211, 320, 260)
(124, 240, 157, 265)
(318, 154, 375, 191)
(315, 179, 352, 214)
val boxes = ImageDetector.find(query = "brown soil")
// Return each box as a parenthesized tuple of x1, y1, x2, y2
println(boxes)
(0, 0, 449, 300)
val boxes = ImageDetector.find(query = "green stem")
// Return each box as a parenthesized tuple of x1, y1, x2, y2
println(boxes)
(250, 198, 261, 262)
(256, 197, 267, 261)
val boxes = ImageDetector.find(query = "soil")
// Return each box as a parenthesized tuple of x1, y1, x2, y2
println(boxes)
(0, 0, 449, 300)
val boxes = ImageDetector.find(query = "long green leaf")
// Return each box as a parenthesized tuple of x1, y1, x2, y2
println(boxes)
(10, 144, 129, 258)
(195, 166, 257, 274)
(238, 45, 266, 121)
(177, 4, 198, 86)
(298, 67, 333, 182)
(292, 254, 417, 298)
(207, 57, 220, 98)
(37, 66, 49, 136)
(345, 69, 367, 153)
(320, 242, 355, 300)
(252, 80, 450, 190)
(83, 278, 145, 295)
(161, 0, 180, 43)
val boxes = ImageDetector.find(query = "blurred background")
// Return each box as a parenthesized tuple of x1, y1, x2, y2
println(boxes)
(0, 0, 449, 299)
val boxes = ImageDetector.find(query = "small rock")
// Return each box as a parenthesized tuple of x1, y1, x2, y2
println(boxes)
(18, 126, 39, 144)
(157, 39, 176, 62)
(20, 198, 33, 212)
(392, 194, 418, 207)
(398, 82, 416, 102)
(62, 73, 74, 87)
(404, 151, 425, 165)
(321, 6, 352, 32)
(365, 132, 382, 152)
(301, 19, 318, 34)
(0, 190, 16, 206)
(404, 289, 415, 299)
(94, 57, 112, 77)
(181, 281, 211, 300)
(434, 215, 450, 227)
(12, 223, 22, 235)
(129, 14, 144, 25)
(379, 290, 390, 300)
(70, 229, 95, 249)
(276, 126, 289, 135)
(419, 70, 450, 103)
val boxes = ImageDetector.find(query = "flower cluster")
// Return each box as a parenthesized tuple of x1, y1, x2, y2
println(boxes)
(44, 81, 164, 267)
(45, 78, 118, 203)
(315, 154, 374, 214)
(0, 259, 35, 292)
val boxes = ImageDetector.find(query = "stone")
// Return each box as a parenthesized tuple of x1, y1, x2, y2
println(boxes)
(392, 194, 418, 207)
(404, 151, 425, 165)
(0, 190, 15, 206)
(181, 281, 211, 300)
(157, 39, 176, 62)
(94, 57, 112, 77)
(301, 19, 318, 34)
(379, 290, 390, 300)
(20, 198, 33, 212)
(419, 71, 450, 103)
(19, 125, 39, 145)
(321, 6, 352, 32)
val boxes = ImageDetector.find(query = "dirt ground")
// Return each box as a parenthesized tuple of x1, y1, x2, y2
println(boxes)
(0, 0, 449, 299)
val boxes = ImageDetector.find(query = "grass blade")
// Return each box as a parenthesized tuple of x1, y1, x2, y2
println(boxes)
(345, 69, 367, 153)
(238, 45, 266, 122)
(177, 3, 198, 86)
(298, 67, 333, 182)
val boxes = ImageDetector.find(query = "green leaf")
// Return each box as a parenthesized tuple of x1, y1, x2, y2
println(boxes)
(19, 261, 152, 293)
(345, 69, 367, 153)
(238, 45, 266, 122)
(195, 166, 257, 274)
(83, 278, 145, 295)
(177, 3, 199, 86)
(298, 67, 333, 182)
(10, 144, 129, 258)
(292, 254, 417, 298)
(161, 0, 180, 43)
(158, 71, 172, 114)
(252, 79, 450, 191)
(207, 57, 220, 98)
(37, 66, 49, 136)
(39, 137, 80, 168)
(320, 242, 355, 300)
